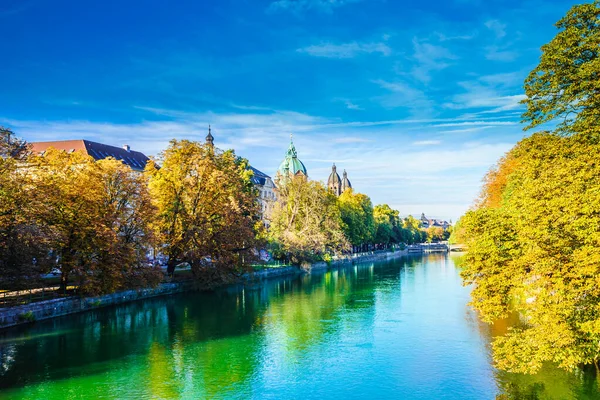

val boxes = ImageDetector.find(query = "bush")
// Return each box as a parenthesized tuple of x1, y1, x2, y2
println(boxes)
(18, 311, 36, 322)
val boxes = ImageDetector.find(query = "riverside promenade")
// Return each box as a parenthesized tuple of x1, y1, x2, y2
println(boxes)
(0, 249, 409, 330)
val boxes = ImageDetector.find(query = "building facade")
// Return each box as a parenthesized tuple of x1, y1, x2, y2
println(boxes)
(205, 126, 276, 226)
(250, 167, 277, 226)
(420, 213, 451, 229)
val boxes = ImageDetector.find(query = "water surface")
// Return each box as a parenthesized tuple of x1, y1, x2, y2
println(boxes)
(0, 255, 598, 399)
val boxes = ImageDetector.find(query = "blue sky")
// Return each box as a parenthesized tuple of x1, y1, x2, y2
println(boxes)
(0, 0, 575, 220)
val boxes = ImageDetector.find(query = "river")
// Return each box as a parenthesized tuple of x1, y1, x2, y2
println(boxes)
(0, 254, 598, 399)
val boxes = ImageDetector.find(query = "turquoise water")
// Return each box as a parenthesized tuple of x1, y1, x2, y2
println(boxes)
(0, 254, 598, 399)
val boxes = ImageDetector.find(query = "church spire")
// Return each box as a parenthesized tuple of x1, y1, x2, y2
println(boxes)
(328, 163, 342, 196)
(206, 125, 214, 147)
(341, 169, 352, 193)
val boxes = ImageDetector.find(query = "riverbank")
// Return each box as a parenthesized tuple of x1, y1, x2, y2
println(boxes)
(0, 249, 409, 330)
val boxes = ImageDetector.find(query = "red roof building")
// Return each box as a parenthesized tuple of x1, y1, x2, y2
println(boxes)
(31, 140, 150, 172)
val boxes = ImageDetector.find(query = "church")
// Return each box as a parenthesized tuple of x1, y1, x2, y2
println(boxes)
(273, 135, 352, 197)
(327, 163, 352, 196)
(274, 135, 308, 186)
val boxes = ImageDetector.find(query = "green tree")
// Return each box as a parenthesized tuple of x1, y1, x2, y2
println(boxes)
(373, 204, 400, 246)
(401, 215, 425, 245)
(147, 140, 261, 284)
(338, 189, 375, 250)
(522, 1, 600, 135)
(268, 176, 347, 265)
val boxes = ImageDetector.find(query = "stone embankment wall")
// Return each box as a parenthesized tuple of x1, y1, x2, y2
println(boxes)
(0, 249, 409, 330)
(0, 283, 189, 330)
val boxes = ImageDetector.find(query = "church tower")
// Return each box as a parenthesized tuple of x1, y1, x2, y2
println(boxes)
(275, 135, 308, 186)
(206, 125, 214, 147)
(328, 165, 352, 196)
(327, 164, 342, 196)
(341, 169, 352, 193)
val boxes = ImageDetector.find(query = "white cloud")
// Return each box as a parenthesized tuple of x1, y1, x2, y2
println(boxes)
(433, 121, 517, 127)
(443, 74, 526, 115)
(344, 100, 363, 110)
(485, 19, 506, 39)
(435, 32, 476, 42)
(297, 41, 391, 58)
(3, 105, 522, 222)
(331, 137, 371, 144)
(412, 140, 441, 146)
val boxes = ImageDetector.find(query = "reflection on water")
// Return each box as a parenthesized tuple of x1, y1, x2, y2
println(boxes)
(0, 255, 598, 399)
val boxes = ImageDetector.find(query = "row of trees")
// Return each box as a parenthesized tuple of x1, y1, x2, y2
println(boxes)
(267, 175, 438, 265)
(0, 127, 444, 294)
(0, 134, 262, 294)
(456, 1, 600, 373)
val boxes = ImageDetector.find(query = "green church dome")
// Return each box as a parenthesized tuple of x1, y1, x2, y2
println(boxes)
(278, 139, 307, 177)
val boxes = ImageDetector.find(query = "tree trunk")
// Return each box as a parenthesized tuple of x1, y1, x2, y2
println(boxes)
(60, 273, 68, 293)
(167, 259, 176, 277)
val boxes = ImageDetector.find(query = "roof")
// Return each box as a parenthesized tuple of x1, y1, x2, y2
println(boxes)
(341, 170, 352, 191)
(31, 140, 150, 172)
(278, 140, 307, 177)
(327, 164, 341, 186)
(249, 166, 271, 185)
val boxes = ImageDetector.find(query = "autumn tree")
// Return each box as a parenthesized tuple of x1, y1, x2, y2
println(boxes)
(147, 140, 261, 285)
(338, 189, 375, 251)
(425, 226, 444, 243)
(268, 176, 348, 265)
(0, 157, 50, 289)
(31, 149, 160, 295)
(522, 0, 600, 135)
(461, 132, 600, 373)
(460, 1, 600, 373)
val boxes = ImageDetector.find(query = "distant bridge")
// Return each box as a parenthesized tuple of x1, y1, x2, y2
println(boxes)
(449, 244, 467, 252)
(405, 243, 467, 253)
(407, 243, 449, 253)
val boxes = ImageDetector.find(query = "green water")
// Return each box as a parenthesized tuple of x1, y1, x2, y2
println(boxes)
(0, 254, 598, 399)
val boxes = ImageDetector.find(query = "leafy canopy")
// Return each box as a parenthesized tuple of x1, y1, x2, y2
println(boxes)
(338, 189, 376, 246)
(268, 176, 348, 265)
(522, 0, 600, 135)
(147, 140, 261, 284)
(461, 133, 600, 373)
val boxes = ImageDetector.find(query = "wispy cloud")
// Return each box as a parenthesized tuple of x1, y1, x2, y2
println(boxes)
(434, 32, 476, 42)
(297, 41, 391, 58)
(433, 121, 517, 127)
(267, 0, 361, 14)
(332, 137, 371, 143)
(410, 38, 457, 83)
(443, 72, 526, 115)
(485, 45, 519, 62)
(345, 100, 363, 110)
(485, 19, 506, 39)
(372, 79, 433, 115)
(413, 140, 441, 145)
